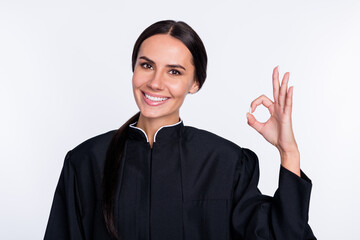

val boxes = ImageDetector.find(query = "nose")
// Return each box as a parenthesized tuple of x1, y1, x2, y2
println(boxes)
(147, 69, 164, 91)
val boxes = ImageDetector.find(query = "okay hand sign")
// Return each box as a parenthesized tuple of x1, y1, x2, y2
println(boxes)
(246, 66, 299, 159)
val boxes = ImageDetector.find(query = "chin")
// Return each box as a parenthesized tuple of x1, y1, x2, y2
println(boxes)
(139, 108, 167, 119)
(134, 94, 181, 121)
(140, 110, 162, 119)
(139, 107, 179, 121)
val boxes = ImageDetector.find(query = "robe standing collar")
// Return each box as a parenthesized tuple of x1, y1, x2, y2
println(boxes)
(128, 119, 184, 143)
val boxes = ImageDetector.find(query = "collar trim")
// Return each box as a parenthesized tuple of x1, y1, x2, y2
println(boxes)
(129, 122, 149, 142)
(129, 119, 183, 143)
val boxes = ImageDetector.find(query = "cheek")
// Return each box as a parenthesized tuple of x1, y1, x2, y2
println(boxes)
(132, 71, 147, 89)
(168, 80, 190, 98)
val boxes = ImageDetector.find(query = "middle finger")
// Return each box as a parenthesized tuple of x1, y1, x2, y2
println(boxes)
(279, 72, 290, 109)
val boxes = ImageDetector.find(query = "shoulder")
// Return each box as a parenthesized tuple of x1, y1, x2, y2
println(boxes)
(65, 129, 117, 168)
(183, 126, 259, 180)
(183, 125, 253, 159)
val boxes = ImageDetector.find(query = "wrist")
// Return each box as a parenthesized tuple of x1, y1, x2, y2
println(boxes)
(279, 148, 300, 158)
(280, 150, 301, 176)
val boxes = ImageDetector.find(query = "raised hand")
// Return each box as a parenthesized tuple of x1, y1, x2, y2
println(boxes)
(246, 66, 300, 176)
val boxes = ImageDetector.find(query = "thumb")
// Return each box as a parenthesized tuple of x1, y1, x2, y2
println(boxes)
(246, 112, 263, 133)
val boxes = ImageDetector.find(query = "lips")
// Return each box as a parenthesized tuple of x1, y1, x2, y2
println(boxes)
(141, 91, 170, 106)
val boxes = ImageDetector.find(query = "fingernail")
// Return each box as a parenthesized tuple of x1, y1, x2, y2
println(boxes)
(249, 106, 252, 113)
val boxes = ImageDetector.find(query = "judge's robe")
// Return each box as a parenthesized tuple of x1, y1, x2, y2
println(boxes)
(44, 120, 316, 240)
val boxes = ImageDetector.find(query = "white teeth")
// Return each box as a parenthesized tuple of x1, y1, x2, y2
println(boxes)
(145, 93, 168, 102)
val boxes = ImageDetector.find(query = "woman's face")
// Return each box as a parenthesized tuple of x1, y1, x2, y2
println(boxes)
(132, 34, 199, 122)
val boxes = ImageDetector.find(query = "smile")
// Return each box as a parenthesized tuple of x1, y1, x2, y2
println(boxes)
(142, 91, 170, 106)
(144, 93, 169, 102)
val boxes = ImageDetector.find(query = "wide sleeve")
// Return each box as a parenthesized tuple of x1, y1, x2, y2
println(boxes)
(44, 151, 86, 240)
(230, 148, 316, 240)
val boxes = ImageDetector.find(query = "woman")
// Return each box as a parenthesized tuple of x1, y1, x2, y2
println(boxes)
(44, 20, 316, 240)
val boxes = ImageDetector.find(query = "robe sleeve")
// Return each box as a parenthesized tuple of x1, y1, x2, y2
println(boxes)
(44, 151, 86, 240)
(230, 148, 316, 240)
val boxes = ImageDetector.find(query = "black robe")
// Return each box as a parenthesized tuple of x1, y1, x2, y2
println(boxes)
(44, 120, 316, 239)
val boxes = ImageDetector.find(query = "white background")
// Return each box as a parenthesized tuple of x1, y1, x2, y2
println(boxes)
(1, 0, 359, 239)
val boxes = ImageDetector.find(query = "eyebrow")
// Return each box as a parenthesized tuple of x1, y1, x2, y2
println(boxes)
(139, 56, 186, 71)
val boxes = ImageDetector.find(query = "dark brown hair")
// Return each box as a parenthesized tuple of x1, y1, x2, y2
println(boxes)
(102, 20, 208, 239)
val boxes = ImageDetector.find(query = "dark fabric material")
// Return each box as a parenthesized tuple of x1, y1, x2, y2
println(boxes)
(44, 121, 316, 240)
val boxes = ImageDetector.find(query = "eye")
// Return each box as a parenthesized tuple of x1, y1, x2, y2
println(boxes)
(140, 62, 153, 70)
(169, 69, 181, 75)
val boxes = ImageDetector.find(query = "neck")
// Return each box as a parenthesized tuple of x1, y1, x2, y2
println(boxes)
(136, 113, 180, 147)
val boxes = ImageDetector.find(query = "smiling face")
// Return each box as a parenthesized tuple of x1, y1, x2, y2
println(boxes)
(132, 34, 199, 123)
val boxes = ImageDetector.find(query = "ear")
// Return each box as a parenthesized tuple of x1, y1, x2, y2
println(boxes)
(188, 80, 200, 94)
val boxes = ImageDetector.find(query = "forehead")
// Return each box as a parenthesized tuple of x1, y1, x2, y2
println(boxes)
(138, 34, 193, 65)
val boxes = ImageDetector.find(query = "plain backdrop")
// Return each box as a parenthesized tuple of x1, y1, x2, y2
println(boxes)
(1, 0, 359, 239)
